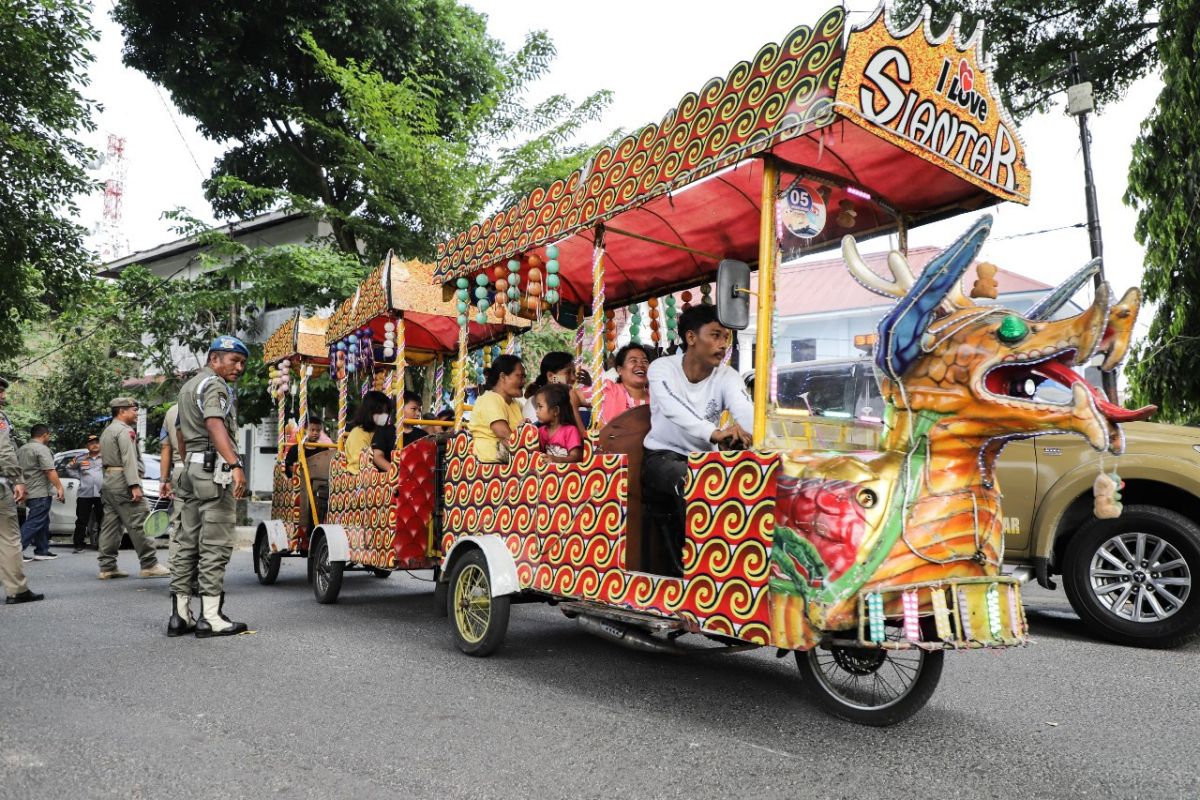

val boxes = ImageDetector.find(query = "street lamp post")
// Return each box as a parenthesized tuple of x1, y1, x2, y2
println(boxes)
(1066, 52, 1118, 402)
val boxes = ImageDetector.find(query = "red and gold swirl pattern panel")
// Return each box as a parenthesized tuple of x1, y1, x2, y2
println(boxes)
(443, 431, 782, 642)
(674, 452, 780, 643)
(269, 462, 302, 552)
(434, 7, 846, 281)
(327, 440, 440, 571)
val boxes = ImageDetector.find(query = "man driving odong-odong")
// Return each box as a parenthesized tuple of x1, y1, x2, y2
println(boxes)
(642, 303, 754, 575)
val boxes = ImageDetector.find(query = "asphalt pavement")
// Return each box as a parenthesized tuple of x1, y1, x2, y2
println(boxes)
(2, 545, 1198, 800)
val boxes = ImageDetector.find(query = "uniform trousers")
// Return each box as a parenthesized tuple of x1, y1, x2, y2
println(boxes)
(0, 487, 30, 596)
(98, 473, 158, 573)
(171, 462, 237, 597)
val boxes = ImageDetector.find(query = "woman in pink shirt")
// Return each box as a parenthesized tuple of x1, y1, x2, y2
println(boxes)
(597, 344, 651, 426)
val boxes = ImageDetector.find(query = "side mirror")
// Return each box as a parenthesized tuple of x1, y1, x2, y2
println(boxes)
(716, 259, 751, 331)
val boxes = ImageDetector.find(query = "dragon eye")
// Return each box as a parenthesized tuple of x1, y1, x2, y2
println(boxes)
(997, 315, 1029, 344)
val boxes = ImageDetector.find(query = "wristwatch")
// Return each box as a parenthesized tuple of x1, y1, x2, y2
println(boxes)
(230, 461, 245, 471)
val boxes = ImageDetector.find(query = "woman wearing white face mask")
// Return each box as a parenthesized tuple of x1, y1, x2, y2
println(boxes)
(343, 390, 392, 474)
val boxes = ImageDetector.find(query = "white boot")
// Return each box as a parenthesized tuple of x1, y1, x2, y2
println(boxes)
(194, 594, 248, 638)
(167, 593, 195, 637)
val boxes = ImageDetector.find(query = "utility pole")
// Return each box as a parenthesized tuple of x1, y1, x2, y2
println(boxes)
(1066, 52, 1118, 402)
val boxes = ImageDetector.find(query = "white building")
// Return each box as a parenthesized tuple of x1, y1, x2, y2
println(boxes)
(739, 246, 1056, 369)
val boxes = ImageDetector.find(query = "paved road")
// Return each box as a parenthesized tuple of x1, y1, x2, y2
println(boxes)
(2, 548, 1198, 800)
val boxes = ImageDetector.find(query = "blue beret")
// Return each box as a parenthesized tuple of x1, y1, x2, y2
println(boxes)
(208, 336, 249, 356)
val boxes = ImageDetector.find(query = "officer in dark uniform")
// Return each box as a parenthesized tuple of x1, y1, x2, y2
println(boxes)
(168, 336, 249, 637)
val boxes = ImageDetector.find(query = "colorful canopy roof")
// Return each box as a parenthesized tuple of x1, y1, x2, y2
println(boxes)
(326, 252, 527, 352)
(434, 3, 1029, 313)
(263, 312, 331, 367)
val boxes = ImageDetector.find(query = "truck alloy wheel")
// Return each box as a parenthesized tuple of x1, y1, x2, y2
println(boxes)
(1063, 505, 1200, 649)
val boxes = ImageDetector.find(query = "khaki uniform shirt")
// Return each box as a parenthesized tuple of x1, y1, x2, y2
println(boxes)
(0, 412, 20, 485)
(99, 419, 143, 489)
(17, 441, 54, 498)
(177, 367, 238, 454)
(161, 404, 183, 466)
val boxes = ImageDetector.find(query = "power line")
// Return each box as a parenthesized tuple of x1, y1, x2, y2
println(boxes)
(991, 222, 1087, 241)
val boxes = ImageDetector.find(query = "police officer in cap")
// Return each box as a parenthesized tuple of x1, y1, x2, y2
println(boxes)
(98, 397, 170, 580)
(169, 336, 249, 637)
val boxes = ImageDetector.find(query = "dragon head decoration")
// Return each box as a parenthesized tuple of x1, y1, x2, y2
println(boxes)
(770, 215, 1155, 646)
(846, 214, 1155, 473)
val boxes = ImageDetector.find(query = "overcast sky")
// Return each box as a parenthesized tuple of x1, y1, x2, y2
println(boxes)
(80, 1, 1161, 331)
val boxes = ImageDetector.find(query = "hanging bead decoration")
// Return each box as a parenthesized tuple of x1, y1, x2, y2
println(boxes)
(901, 589, 921, 642)
(986, 583, 1003, 639)
(545, 245, 560, 306)
(647, 296, 661, 349)
(526, 253, 544, 319)
(663, 294, 677, 348)
(930, 587, 954, 641)
(492, 263, 508, 324)
(957, 589, 975, 641)
(700, 282, 713, 306)
(604, 310, 617, 362)
(474, 272, 492, 325)
(680, 289, 693, 313)
(866, 592, 885, 643)
(629, 302, 642, 344)
(506, 259, 521, 317)
(1007, 585, 1023, 638)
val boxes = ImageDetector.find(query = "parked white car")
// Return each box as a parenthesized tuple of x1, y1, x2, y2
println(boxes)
(50, 449, 167, 545)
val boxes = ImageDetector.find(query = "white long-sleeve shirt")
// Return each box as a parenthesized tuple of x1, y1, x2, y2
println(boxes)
(643, 353, 755, 455)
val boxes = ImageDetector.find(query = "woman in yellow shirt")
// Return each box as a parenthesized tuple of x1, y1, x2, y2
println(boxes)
(343, 390, 391, 474)
(468, 355, 526, 462)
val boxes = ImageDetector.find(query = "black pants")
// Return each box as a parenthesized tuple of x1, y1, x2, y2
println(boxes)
(642, 449, 689, 576)
(73, 496, 103, 549)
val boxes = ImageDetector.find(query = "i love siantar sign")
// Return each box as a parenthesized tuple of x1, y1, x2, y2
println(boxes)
(834, 5, 1031, 204)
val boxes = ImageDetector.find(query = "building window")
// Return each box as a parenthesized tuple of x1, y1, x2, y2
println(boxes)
(791, 338, 816, 363)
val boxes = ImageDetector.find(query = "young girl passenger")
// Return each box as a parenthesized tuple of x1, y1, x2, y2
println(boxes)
(533, 383, 584, 464)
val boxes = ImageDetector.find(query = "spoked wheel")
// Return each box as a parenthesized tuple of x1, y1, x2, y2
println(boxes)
(254, 532, 281, 586)
(448, 549, 509, 656)
(795, 629, 944, 726)
(311, 537, 344, 604)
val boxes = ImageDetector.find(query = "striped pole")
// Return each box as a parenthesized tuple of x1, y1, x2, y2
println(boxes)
(588, 227, 607, 434)
(452, 322, 468, 430)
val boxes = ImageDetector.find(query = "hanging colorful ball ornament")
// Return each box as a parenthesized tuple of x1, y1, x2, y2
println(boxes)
(700, 282, 713, 306)
(605, 310, 618, 356)
(545, 289, 559, 305)
(507, 257, 522, 316)
(680, 290, 693, 312)
(648, 296, 662, 346)
(629, 302, 642, 344)
(665, 294, 678, 345)
(383, 320, 396, 360)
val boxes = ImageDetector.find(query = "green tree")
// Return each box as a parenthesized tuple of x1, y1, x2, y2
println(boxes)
(113, 0, 611, 262)
(0, 0, 99, 360)
(1124, 0, 1200, 423)
(898, 1, 1158, 119)
(32, 329, 129, 449)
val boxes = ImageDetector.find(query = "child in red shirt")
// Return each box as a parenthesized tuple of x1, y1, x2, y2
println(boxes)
(533, 384, 584, 464)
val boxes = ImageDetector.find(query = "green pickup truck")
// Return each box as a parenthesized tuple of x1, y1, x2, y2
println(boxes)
(757, 357, 1200, 649)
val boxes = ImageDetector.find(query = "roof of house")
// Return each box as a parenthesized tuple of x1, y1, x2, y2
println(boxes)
(97, 209, 307, 278)
(763, 246, 1054, 317)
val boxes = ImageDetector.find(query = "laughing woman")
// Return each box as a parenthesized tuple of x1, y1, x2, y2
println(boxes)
(597, 344, 651, 426)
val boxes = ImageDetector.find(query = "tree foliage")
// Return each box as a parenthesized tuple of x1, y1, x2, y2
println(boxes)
(31, 328, 129, 449)
(0, 0, 98, 360)
(113, 0, 614, 262)
(1124, 0, 1200, 423)
(898, 0, 1159, 120)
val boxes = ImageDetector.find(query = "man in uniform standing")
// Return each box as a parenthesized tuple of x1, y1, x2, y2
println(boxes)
(18, 424, 64, 561)
(64, 434, 104, 552)
(97, 397, 170, 580)
(158, 404, 184, 558)
(0, 377, 43, 604)
(169, 336, 249, 638)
